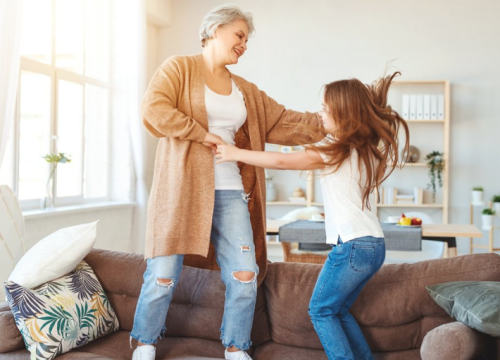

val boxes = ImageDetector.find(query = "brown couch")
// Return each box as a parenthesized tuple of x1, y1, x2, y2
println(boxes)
(1, 249, 499, 360)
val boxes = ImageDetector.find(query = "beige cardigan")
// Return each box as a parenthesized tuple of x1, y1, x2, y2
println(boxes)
(142, 54, 321, 284)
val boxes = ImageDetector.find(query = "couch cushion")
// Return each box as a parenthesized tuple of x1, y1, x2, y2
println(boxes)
(4, 261, 119, 358)
(264, 253, 500, 352)
(8, 221, 98, 290)
(252, 341, 421, 360)
(83, 249, 271, 346)
(0, 309, 24, 353)
(2, 331, 227, 360)
(426, 281, 500, 337)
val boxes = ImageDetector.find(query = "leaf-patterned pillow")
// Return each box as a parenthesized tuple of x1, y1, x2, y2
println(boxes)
(4, 260, 119, 359)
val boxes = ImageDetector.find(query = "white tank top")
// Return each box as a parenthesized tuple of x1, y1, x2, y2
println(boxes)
(205, 79, 247, 190)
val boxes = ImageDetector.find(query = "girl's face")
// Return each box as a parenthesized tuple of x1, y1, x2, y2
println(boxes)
(212, 19, 249, 65)
(321, 98, 336, 132)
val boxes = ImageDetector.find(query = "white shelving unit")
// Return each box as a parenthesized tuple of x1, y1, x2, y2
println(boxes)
(376, 80, 450, 225)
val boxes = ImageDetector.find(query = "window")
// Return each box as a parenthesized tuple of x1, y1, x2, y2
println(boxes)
(5, 0, 112, 209)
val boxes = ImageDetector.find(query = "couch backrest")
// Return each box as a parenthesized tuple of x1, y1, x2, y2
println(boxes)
(264, 253, 500, 352)
(84, 249, 271, 346)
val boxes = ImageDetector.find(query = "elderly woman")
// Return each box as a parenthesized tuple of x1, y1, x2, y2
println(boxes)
(130, 4, 321, 360)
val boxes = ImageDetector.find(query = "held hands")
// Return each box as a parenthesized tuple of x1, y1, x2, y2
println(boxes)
(203, 133, 226, 151)
(215, 144, 239, 164)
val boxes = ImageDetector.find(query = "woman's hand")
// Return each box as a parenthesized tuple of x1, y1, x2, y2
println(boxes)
(215, 144, 240, 164)
(203, 133, 226, 151)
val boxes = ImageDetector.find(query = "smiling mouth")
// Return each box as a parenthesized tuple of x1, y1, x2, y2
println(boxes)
(234, 48, 242, 57)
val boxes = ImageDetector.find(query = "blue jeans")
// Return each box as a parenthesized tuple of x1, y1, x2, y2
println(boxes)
(130, 190, 259, 350)
(308, 236, 385, 360)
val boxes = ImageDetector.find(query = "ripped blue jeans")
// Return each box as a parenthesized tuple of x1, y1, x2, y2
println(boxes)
(130, 190, 259, 350)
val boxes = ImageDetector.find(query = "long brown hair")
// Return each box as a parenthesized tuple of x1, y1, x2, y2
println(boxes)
(300, 72, 409, 210)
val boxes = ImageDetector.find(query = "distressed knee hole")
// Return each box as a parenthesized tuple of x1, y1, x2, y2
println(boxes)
(156, 278, 174, 288)
(240, 245, 251, 253)
(232, 271, 256, 283)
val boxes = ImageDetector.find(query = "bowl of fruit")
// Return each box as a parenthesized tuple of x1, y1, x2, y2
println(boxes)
(397, 213, 422, 227)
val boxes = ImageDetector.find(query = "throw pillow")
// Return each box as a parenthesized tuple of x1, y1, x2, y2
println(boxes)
(8, 221, 98, 289)
(5, 260, 119, 359)
(426, 281, 500, 337)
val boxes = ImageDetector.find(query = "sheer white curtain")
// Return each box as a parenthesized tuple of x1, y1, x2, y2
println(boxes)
(0, 0, 23, 170)
(110, 0, 148, 253)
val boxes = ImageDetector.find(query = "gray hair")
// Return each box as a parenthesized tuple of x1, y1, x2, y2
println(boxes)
(199, 4, 255, 47)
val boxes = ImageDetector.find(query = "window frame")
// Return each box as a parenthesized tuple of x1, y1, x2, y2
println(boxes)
(11, 0, 112, 210)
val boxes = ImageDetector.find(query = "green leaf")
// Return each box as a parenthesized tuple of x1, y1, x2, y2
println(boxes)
(39, 305, 72, 337)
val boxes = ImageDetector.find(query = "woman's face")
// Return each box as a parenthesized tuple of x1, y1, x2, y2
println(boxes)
(321, 98, 336, 132)
(212, 19, 249, 65)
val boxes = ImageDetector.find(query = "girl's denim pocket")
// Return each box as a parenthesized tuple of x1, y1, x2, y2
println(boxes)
(349, 244, 375, 272)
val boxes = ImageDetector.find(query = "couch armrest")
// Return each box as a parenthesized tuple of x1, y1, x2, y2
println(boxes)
(421, 321, 493, 360)
(0, 301, 10, 312)
(0, 302, 25, 354)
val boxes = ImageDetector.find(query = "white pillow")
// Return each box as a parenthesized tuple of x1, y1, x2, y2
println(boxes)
(7, 221, 98, 289)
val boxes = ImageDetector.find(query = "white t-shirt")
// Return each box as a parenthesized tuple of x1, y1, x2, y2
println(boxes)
(205, 80, 247, 190)
(318, 139, 384, 244)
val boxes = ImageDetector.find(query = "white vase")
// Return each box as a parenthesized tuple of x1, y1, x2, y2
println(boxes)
(494, 202, 500, 216)
(482, 214, 494, 230)
(472, 190, 484, 205)
(266, 182, 277, 202)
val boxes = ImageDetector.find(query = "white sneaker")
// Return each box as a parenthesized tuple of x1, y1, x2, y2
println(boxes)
(132, 344, 156, 360)
(225, 349, 253, 360)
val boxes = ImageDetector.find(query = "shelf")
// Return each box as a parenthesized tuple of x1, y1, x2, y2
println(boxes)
(398, 162, 427, 168)
(406, 119, 445, 123)
(266, 201, 324, 207)
(266, 242, 282, 247)
(394, 80, 448, 85)
(377, 204, 443, 208)
(267, 201, 307, 206)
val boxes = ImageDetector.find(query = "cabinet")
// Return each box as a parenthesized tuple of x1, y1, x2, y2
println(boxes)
(376, 80, 450, 225)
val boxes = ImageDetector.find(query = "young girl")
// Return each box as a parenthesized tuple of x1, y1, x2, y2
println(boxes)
(215, 72, 409, 360)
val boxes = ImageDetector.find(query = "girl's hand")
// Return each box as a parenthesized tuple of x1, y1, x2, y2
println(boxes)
(215, 144, 239, 164)
(203, 133, 226, 151)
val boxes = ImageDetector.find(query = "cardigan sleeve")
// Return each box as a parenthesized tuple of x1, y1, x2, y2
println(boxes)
(141, 57, 208, 142)
(260, 90, 323, 146)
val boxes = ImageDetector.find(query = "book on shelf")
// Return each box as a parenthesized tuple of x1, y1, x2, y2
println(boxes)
(414, 187, 424, 205)
(416, 95, 424, 119)
(402, 95, 410, 119)
(409, 95, 417, 120)
(430, 95, 438, 119)
(423, 95, 431, 120)
(437, 94, 444, 120)
(382, 187, 398, 205)
(396, 194, 414, 205)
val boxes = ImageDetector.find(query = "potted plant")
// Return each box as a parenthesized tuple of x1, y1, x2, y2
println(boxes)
(41, 153, 71, 209)
(265, 170, 277, 202)
(472, 186, 484, 205)
(482, 208, 495, 230)
(493, 194, 500, 215)
(425, 151, 444, 202)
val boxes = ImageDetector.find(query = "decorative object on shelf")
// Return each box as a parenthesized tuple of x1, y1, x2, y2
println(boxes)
(380, 187, 397, 205)
(289, 187, 306, 203)
(481, 208, 495, 230)
(425, 151, 444, 202)
(413, 187, 423, 205)
(493, 195, 500, 216)
(472, 186, 485, 205)
(41, 153, 72, 209)
(265, 170, 277, 202)
(402, 145, 420, 163)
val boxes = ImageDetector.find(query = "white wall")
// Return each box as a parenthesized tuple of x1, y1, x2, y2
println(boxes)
(23, 206, 135, 253)
(145, 0, 500, 255)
